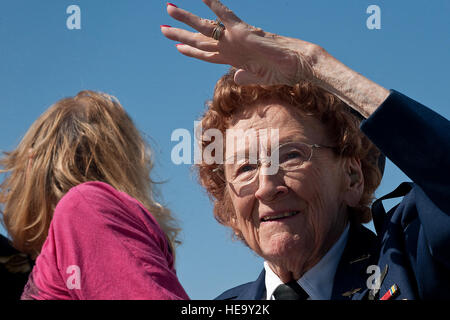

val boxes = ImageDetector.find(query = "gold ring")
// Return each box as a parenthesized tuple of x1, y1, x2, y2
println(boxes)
(212, 19, 225, 40)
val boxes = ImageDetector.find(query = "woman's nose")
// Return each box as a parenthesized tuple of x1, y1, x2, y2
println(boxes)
(254, 170, 288, 202)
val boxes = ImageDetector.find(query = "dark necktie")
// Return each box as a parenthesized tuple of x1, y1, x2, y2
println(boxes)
(272, 280, 309, 300)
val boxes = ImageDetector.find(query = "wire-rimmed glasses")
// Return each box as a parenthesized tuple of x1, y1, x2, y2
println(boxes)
(215, 141, 337, 194)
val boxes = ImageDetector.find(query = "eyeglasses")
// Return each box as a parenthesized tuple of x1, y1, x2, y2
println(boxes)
(214, 142, 336, 193)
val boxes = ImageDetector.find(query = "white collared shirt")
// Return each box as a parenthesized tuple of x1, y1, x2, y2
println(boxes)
(264, 224, 350, 300)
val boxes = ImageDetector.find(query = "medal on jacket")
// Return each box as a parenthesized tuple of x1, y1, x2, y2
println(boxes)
(380, 284, 399, 300)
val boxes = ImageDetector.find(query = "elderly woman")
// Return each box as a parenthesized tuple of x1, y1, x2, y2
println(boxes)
(162, 0, 450, 300)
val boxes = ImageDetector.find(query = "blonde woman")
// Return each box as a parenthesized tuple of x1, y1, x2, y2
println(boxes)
(0, 91, 189, 300)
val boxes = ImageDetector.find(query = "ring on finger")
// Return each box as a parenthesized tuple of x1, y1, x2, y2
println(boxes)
(211, 19, 225, 40)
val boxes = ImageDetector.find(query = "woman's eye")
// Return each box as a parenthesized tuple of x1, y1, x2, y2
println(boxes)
(236, 164, 257, 175)
(287, 152, 301, 159)
(281, 151, 303, 162)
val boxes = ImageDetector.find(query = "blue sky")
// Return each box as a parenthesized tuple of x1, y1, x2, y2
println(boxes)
(0, 0, 449, 299)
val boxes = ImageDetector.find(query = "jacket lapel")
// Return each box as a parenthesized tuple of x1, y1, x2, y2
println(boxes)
(235, 269, 267, 300)
(331, 223, 380, 300)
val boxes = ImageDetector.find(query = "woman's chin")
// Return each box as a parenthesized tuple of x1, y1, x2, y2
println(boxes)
(260, 232, 305, 261)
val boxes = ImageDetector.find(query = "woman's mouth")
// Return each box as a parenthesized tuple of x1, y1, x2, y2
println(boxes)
(260, 211, 300, 222)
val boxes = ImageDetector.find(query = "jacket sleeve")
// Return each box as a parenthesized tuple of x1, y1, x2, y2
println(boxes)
(360, 90, 450, 213)
(360, 90, 450, 268)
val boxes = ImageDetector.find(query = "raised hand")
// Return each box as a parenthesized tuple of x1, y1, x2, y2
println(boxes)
(161, 0, 324, 86)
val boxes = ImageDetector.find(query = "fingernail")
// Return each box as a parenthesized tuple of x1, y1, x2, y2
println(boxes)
(160, 25, 172, 28)
(167, 3, 178, 8)
(175, 43, 184, 47)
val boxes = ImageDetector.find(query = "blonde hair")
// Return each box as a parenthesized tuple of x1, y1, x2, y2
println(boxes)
(0, 90, 180, 259)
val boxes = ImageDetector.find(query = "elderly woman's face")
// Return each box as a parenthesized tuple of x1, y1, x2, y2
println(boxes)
(225, 100, 359, 274)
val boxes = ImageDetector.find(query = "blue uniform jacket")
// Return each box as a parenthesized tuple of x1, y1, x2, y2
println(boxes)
(215, 90, 450, 300)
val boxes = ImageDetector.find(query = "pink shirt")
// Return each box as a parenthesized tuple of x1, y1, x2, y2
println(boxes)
(21, 181, 189, 300)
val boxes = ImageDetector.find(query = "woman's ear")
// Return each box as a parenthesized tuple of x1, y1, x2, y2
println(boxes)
(342, 157, 364, 207)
